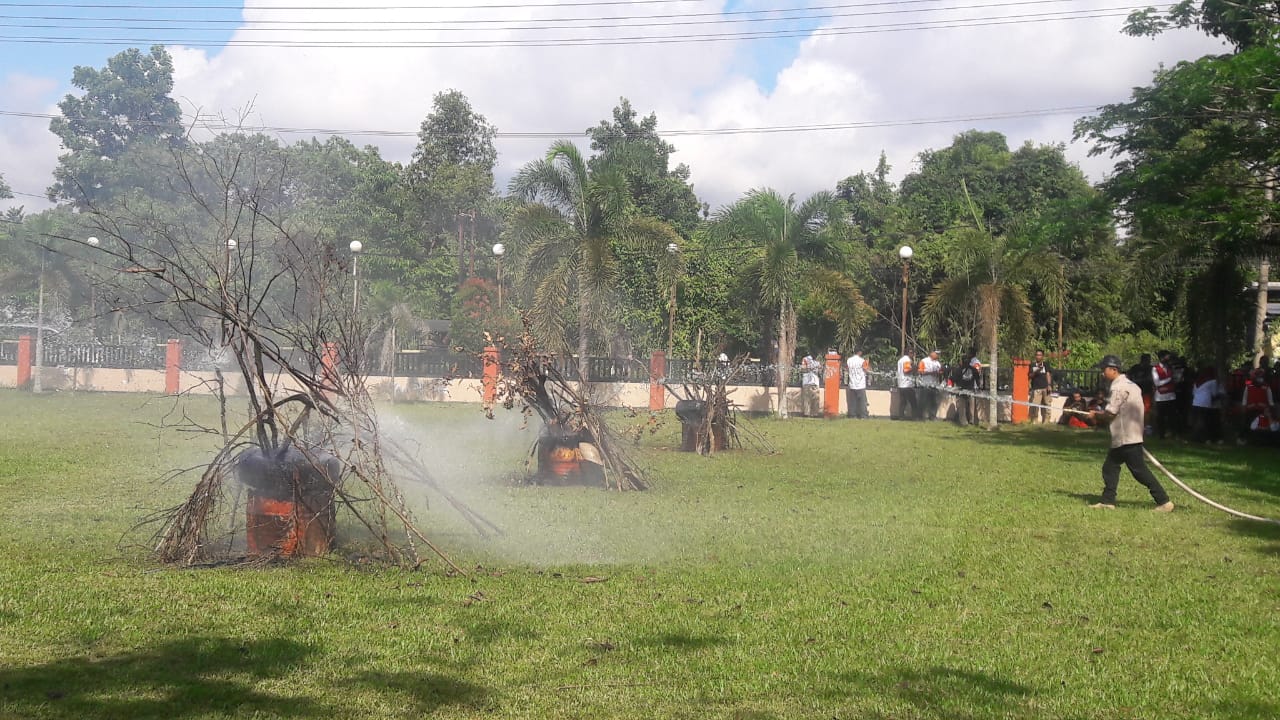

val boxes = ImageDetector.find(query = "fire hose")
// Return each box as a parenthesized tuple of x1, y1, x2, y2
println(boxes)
(863, 367, 1280, 525)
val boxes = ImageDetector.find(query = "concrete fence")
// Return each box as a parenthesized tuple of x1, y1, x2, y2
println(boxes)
(0, 336, 1063, 422)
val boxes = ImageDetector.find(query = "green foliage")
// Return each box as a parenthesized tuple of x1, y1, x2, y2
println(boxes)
(448, 277, 520, 353)
(0, 172, 11, 200)
(48, 46, 185, 205)
(509, 140, 681, 363)
(1076, 8, 1279, 368)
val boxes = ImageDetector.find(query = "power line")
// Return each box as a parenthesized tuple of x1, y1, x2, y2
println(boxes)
(0, 0, 1104, 28)
(0, 103, 1104, 140)
(0, 9, 1138, 47)
(0, 0, 708, 9)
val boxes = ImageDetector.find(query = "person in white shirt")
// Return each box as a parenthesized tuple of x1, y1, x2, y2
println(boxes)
(895, 352, 918, 420)
(917, 349, 944, 421)
(1190, 366, 1223, 443)
(800, 352, 822, 417)
(845, 347, 870, 418)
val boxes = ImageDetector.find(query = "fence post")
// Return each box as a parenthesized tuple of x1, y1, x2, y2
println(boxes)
(16, 335, 32, 389)
(322, 342, 340, 394)
(482, 345, 499, 408)
(165, 339, 182, 394)
(1012, 358, 1030, 424)
(649, 350, 666, 411)
(824, 350, 842, 419)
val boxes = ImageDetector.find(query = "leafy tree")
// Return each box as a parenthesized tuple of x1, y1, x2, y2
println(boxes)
(0, 173, 11, 200)
(1074, 2, 1279, 368)
(407, 90, 498, 287)
(509, 140, 681, 377)
(920, 184, 1063, 428)
(48, 46, 185, 205)
(709, 189, 870, 418)
(587, 98, 704, 236)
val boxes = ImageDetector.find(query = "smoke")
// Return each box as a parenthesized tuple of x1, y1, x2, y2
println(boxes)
(376, 401, 680, 567)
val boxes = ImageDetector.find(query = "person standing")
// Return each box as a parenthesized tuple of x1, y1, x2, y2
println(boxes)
(917, 349, 944, 421)
(1152, 350, 1179, 438)
(952, 348, 979, 426)
(1189, 366, 1222, 443)
(800, 351, 822, 418)
(1028, 349, 1054, 423)
(1089, 355, 1175, 512)
(895, 351, 917, 420)
(845, 347, 870, 419)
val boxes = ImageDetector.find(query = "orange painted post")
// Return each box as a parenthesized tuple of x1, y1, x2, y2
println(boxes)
(322, 342, 340, 393)
(16, 335, 32, 389)
(1011, 358, 1030, 424)
(482, 345, 500, 407)
(649, 350, 666, 411)
(165, 339, 182, 394)
(824, 350, 842, 418)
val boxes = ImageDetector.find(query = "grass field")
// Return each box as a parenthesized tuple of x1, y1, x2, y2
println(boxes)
(1, 389, 1278, 719)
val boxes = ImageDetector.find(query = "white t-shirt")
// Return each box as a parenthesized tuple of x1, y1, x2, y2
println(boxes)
(1192, 379, 1218, 408)
(918, 356, 943, 388)
(846, 354, 868, 390)
(895, 355, 914, 388)
(801, 356, 820, 387)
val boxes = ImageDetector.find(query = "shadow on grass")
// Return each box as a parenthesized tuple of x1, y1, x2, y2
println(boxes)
(1225, 518, 1280, 557)
(951, 426, 1280, 502)
(0, 636, 489, 719)
(1052, 490, 1156, 509)
(636, 632, 732, 650)
(820, 665, 1033, 720)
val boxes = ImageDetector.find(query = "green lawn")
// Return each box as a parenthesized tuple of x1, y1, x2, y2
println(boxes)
(1, 390, 1278, 719)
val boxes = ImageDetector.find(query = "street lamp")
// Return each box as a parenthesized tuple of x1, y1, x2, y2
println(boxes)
(349, 240, 363, 314)
(899, 245, 913, 356)
(492, 243, 505, 308)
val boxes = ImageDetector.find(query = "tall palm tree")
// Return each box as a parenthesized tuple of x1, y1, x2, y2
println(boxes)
(710, 189, 867, 418)
(921, 183, 1062, 429)
(508, 140, 680, 379)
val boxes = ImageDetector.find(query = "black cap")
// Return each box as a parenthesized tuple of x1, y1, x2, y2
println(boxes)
(1097, 354, 1123, 370)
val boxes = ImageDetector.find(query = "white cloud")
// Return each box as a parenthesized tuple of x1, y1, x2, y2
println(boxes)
(1, 0, 1230, 215)
(0, 73, 62, 213)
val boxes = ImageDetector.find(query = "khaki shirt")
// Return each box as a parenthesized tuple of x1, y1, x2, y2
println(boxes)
(1104, 374, 1146, 448)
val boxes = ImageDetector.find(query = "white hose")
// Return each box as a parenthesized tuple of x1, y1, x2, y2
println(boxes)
(1141, 448, 1280, 525)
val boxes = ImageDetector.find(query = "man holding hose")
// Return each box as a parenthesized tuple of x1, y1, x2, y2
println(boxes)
(1089, 355, 1175, 512)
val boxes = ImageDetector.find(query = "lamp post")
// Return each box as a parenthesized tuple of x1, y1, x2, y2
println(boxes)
(666, 242, 679, 357)
(492, 243, 505, 308)
(349, 240, 363, 314)
(898, 245, 913, 356)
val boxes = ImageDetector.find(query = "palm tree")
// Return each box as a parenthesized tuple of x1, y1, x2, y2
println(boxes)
(508, 140, 680, 379)
(710, 189, 868, 418)
(920, 183, 1062, 429)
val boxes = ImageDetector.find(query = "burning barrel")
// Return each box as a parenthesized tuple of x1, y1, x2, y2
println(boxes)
(675, 399, 728, 452)
(237, 446, 339, 558)
(535, 427, 605, 486)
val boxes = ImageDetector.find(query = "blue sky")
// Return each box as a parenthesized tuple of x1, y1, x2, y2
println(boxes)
(0, 0, 240, 87)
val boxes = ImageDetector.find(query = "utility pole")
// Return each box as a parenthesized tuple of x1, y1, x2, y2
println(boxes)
(1255, 258, 1270, 368)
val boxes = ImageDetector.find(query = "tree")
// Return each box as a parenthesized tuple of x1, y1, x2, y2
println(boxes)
(406, 90, 498, 287)
(587, 98, 704, 236)
(0, 173, 11, 200)
(48, 46, 185, 205)
(508, 140, 681, 378)
(921, 183, 1062, 429)
(1074, 2, 1280, 368)
(709, 189, 870, 418)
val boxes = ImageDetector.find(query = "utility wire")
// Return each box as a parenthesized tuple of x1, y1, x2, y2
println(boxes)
(0, 0, 1108, 29)
(0, 104, 1103, 139)
(0, 0, 709, 9)
(0, 9, 1138, 47)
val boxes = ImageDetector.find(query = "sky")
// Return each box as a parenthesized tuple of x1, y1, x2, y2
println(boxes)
(0, 0, 1228, 216)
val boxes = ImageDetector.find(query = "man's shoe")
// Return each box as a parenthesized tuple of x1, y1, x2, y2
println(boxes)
(1088, 502, 1116, 510)
(1153, 501, 1175, 513)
